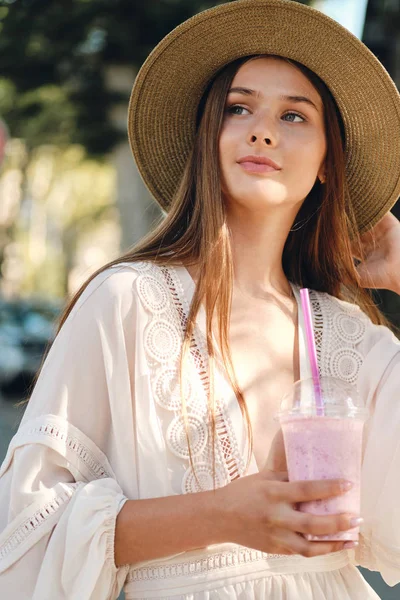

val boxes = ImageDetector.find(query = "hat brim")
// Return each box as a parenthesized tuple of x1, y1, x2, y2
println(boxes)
(128, 0, 400, 233)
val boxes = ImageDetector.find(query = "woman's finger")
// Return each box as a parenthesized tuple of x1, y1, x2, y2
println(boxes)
(279, 530, 352, 558)
(269, 478, 352, 504)
(278, 509, 358, 537)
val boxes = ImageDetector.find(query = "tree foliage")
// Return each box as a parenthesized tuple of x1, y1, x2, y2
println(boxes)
(0, 0, 233, 154)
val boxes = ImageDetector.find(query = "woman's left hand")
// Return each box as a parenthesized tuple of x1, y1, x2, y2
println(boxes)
(352, 212, 400, 295)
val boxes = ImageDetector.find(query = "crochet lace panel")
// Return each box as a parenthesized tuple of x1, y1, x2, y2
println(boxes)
(308, 291, 371, 565)
(160, 265, 245, 482)
(309, 290, 366, 383)
(133, 261, 245, 494)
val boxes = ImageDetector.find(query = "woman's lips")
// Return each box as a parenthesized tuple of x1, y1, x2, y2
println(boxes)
(239, 161, 279, 173)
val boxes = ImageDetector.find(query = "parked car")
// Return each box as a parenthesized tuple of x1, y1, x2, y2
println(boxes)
(0, 297, 63, 398)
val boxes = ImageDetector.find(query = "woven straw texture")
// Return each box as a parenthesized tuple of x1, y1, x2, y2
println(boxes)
(128, 0, 400, 233)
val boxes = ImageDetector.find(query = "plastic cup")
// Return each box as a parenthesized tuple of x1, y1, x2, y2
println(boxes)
(275, 376, 369, 541)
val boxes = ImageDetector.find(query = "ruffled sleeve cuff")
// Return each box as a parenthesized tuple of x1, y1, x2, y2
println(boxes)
(33, 478, 130, 599)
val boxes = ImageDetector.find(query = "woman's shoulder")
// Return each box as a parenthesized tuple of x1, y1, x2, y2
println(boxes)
(90, 259, 160, 288)
(70, 260, 166, 318)
(313, 287, 399, 357)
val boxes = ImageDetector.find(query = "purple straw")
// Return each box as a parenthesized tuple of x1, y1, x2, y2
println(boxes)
(300, 288, 324, 416)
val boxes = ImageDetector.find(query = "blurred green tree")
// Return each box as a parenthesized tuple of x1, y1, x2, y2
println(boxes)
(0, 0, 241, 282)
(0, 0, 240, 154)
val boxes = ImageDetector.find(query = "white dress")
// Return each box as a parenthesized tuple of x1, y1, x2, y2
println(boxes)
(0, 261, 399, 600)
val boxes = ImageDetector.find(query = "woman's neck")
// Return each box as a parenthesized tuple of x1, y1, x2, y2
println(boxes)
(227, 206, 296, 301)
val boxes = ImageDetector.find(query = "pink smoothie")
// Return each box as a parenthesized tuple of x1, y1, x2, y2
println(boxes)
(281, 416, 364, 541)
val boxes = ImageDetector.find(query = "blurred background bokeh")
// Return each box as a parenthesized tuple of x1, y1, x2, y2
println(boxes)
(0, 1, 399, 598)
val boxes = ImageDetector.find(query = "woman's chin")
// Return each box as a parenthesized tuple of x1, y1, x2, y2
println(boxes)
(228, 193, 294, 211)
(226, 180, 295, 205)
(225, 181, 311, 211)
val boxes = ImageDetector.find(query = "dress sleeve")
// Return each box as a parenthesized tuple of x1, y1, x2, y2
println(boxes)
(349, 323, 400, 588)
(0, 264, 140, 599)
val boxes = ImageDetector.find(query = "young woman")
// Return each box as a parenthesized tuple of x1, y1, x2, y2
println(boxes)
(1, 1, 400, 599)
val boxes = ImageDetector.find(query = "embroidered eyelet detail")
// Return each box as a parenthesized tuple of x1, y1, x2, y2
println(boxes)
(153, 366, 193, 411)
(167, 415, 208, 459)
(137, 274, 169, 314)
(333, 312, 365, 344)
(160, 266, 242, 488)
(24, 421, 112, 479)
(0, 485, 78, 566)
(309, 291, 366, 387)
(137, 262, 241, 495)
(330, 347, 363, 383)
(144, 319, 181, 362)
(182, 462, 226, 494)
(126, 545, 307, 583)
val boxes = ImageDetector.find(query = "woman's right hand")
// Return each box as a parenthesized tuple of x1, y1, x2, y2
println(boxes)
(215, 469, 358, 557)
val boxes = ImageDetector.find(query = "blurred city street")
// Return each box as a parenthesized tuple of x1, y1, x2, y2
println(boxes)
(0, 393, 24, 462)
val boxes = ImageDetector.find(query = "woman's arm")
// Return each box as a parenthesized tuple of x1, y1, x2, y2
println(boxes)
(352, 211, 400, 294)
(114, 472, 359, 567)
(114, 488, 222, 566)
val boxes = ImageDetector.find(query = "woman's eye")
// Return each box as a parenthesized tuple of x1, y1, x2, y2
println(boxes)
(226, 105, 249, 116)
(282, 112, 305, 123)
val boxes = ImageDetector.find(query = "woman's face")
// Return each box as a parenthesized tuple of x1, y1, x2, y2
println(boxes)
(219, 56, 327, 213)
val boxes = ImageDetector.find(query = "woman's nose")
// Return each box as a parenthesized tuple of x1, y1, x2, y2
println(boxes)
(249, 134, 273, 146)
(247, 116, 278, 147)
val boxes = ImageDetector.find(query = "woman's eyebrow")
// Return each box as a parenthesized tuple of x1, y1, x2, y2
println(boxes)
(227, 87, 319, 111)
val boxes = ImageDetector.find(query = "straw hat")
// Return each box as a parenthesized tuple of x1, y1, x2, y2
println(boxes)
(128, 0, 400, 233)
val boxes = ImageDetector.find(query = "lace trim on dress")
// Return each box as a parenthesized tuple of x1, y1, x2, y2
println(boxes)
(309, 290, 366, 383)
(0, 484, 79, 567)
(214, 401, 243, 482)
(162, 265, 245, 481)
(126, 547, 285, 583)
(126, 545, 350, 585)
(309, 292, 372, 565)
(29, 422, 112, 479)
(131, 261, 240, 493)
(0, 414, 116, 571)
(0, 414, 115, 482)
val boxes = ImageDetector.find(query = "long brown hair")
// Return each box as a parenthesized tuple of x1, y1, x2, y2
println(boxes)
(18, 55, 389, 486)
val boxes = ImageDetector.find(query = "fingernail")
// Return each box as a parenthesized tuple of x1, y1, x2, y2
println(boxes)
(341, 481, 353, 491)
(343, 541, 359, 549)
(350, 517, 364, 527)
